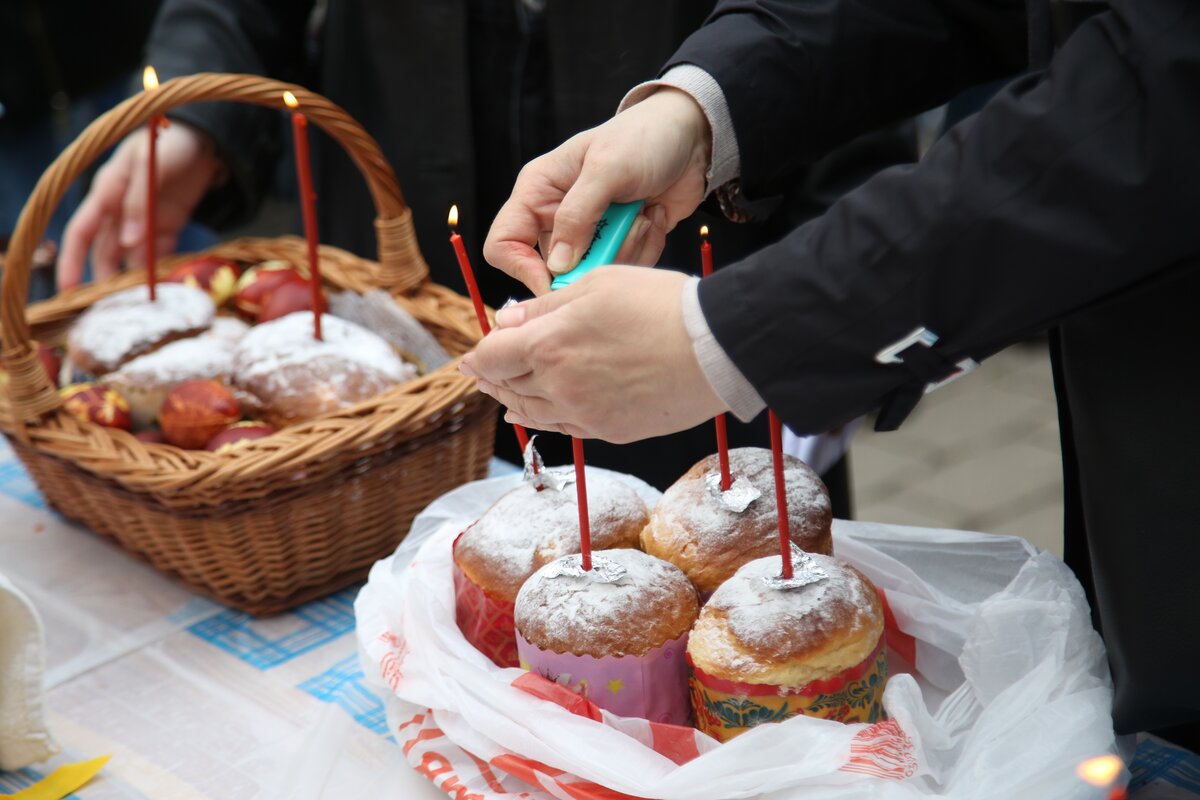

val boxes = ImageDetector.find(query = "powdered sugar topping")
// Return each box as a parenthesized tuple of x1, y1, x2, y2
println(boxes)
(457, 474, 646, 589)
(205, 316, 251, 343)
(709, 554, 875, 659)
(515, 548, 693, 653)
(68, 283, 215, 371)
(231, 311, 416, 398)
(655, 447, 830, 547)
(107, 316, 248, 387)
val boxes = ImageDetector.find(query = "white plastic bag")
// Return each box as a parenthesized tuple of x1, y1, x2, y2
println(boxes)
(356, 471, 1117, 800)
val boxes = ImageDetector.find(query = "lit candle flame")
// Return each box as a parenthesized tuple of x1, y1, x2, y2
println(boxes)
(283, 91, 299, 110)
(700, 225, 709, 238)
(143, 66, 159, 91)
(448, 204, 459, 229)
(1077, 755, 1122, 787)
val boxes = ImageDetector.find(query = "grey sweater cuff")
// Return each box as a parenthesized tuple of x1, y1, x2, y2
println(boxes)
(619, 64, 741, 194)
(681, 277, 766, 422)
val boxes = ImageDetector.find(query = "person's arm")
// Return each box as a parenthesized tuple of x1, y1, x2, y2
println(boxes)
(484, 0, 1025, 291)
(702, 0, 1199, 434)
(668, 0, 1027, 202)
(468, 0, 1200, 444)
(58, 0, 312, 288)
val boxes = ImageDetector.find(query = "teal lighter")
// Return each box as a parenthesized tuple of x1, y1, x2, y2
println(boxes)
(549, 200, 644, 290)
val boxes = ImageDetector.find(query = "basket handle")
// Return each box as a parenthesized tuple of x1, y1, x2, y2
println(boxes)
(2, 72, 430, 422)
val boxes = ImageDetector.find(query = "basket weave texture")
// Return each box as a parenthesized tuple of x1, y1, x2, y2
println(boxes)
(0, 74, 497, 614)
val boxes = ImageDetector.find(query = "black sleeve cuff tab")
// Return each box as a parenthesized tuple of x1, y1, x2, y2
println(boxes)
(872, 327, 978, 431)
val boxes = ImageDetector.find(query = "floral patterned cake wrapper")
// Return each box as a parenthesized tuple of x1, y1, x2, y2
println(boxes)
(689, 638, 887, 742)
(452, 533, 520, 668)
(516, 630, 691, 725)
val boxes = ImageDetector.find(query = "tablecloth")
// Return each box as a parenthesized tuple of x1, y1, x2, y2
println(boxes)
(0, 436, 470, 799)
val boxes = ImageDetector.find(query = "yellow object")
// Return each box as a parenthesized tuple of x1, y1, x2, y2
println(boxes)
(1077, 754, 1123, 786)
(9, 756, 110, 800)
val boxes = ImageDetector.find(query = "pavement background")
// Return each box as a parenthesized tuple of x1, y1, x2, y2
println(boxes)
(850, 340, 1065, 556)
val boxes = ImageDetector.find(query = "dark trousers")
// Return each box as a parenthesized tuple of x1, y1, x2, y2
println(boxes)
(1052, 263, 1200, 742)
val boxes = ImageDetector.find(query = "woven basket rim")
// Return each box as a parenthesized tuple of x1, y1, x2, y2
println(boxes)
(0, 235, 495, 494)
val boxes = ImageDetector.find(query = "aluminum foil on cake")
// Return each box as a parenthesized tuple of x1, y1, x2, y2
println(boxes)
(522, 435, 575, 491)
(705, 471, 762, 513)
(544, 553, 628, 584)
(762, 545, 829, 590)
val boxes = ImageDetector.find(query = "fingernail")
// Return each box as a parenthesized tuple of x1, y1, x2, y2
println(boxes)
(630, 216, 651, 241)
(649, 204, 667, 228)
(119, 219, 142, 247)
(477, 380, 495, 396)
(547, 241, 574, 274)
(459, 361, 475, 378)
(496, 304, 526, 328)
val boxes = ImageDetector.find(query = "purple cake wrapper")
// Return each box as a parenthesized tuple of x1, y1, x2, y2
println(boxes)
(516, 630, 691, 725)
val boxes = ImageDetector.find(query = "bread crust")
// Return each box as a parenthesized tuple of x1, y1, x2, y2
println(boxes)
(229, 311, 416, 426)
(642, 447, 833, 595)
(454, 476, 648, 602)
(515, 548, 699, 658)
(687, 554, 883, 688)
(68, 284, 215, 375)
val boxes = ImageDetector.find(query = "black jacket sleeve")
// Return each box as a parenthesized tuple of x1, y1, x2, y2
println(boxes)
(667, 0, 1028, 200)
(144, 0, 313, 227)
(696, 0, 1200, 434)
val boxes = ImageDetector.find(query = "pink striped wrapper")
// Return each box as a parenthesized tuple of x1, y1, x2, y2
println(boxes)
(515, 630, 691, 725)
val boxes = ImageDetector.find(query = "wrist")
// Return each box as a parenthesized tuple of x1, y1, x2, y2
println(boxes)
(619, 66, 738, 195)
(652, 86, 713, 181)
(681, 276, 767, 422)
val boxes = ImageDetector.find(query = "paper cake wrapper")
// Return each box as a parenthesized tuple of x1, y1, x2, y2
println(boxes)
(689, 638, 887, 742)
(452, 533, 520, 668)
(516, 630, 692, 725)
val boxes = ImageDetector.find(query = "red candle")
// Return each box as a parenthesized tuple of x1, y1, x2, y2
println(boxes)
(447, 205, 532, 456)
(573, 436, 592, 571)
(699, 225, 714, 276)
(700, 226, 732, 491)
(284, 91, 323, 340)
(143, 67, 161, 301)
(769, 410, 793, 579)
(448, 207, 491, 332)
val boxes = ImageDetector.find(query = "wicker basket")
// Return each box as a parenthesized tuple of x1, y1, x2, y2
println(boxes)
(0, 73, 497, 614)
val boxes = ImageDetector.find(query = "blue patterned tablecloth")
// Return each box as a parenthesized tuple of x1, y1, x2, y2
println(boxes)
(0, 437, 518, 799)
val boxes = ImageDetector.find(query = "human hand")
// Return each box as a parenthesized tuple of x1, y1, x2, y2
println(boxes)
(484, 88, 712, 295)
(58, 120, 226, 291)
(459, 266, 725, 443)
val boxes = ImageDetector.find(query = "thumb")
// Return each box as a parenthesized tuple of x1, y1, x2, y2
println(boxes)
(546, 157, 624, 275)
(495, 285, 577, 329)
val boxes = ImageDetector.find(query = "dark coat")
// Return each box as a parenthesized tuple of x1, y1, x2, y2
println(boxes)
(147, 0, 715, 298)
(0, 1, 159, 131)
(675, 0, 1200, 733)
